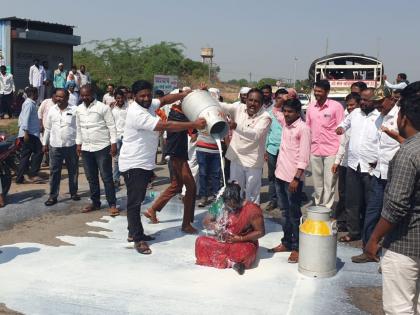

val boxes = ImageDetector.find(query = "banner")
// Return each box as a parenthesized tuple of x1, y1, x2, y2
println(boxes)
(153, 75, 178, 95)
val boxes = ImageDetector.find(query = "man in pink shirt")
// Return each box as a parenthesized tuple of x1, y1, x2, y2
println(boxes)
(306, 80, 344, 209)
(267, 98, 311, 263)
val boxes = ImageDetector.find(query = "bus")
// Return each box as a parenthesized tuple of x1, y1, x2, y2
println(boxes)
(308, 53, 384, 103)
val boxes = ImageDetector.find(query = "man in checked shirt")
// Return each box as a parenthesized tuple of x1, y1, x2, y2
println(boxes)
(365, 86, 420, 315)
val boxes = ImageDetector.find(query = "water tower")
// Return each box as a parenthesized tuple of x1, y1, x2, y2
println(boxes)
(201, 47, 214, 83)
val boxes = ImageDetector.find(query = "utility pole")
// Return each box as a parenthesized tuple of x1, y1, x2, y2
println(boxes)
(249, 72, 252, 84)
(293, 57, 298, 89)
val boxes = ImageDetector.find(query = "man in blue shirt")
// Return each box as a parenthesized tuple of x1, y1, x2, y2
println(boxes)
(16, 87, 44, 183)
(265, 88, 288, 211)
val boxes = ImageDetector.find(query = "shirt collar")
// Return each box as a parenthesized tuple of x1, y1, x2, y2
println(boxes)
(316, 99, 329, 108)
(287, 117, 302, 128)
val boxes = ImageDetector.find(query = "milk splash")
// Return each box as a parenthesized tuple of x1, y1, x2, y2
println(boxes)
(213, 135, 226, 188)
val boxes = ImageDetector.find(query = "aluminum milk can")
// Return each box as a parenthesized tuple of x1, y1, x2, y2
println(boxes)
(298, 206, 338, 278)
(181, 90, 229, 139)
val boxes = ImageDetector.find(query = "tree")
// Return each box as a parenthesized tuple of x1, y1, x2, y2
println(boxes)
(257, 78, 277, 88)
(74, 38, 217, 92)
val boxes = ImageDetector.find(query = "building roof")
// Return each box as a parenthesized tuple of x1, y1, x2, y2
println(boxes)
(0, 16, 74, 34)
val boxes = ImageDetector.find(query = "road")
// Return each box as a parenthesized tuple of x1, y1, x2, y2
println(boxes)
(0, 158, 383, 314)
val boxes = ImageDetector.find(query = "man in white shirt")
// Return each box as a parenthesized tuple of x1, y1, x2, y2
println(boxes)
(76, 85, 119, 216)
(0, 65, 15, 118)
(78, 65, 91, 87)
(384, 73, 409, 91)
(43, 89, 79, 206)
(221, 88, 272, 204)
(351, 87, 401, 263)
(331, 92, 360, 231)
(111, 88, 128, 186)
(102, 84, 115, 106)
(336, 88, 381, 242)
(119, 80, 206, 255)
(67, 82, 79, 106)
(28, 59, 45, 105)
(38, 90, 57, 167)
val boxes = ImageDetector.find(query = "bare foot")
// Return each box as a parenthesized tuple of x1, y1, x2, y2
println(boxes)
(144, 208, 159, 224)
(182, 224, 198, 234)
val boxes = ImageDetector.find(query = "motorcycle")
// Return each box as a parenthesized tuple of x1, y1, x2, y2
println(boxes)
(0, 134, 22, 196)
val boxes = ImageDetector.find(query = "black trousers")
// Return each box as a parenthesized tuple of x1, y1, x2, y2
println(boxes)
(345, 166, 372, 239)
(0, 93, 13, 117)
(16, 134, 43, 182)
(82, 146, 116, 207)
(122, 168, 153, 242)
(334, 165, 347, 223)
(49, 145, 79, 199)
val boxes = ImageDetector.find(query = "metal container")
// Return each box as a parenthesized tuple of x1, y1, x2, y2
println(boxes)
(298, 206, 338, 278)
(181, 90, 228, 139)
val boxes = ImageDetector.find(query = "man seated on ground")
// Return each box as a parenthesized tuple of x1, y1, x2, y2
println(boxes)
(195, 182, 265, 275)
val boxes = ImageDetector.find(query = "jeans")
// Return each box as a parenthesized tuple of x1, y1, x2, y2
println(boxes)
(82, 145, 116, 207)
(345, 166, 372, 239)
(267, 152, 278, 206)
(49, 145, 79, 199)
(362, 176, 387, 246)
(196, 151, 221, 197)
(122, 168, 153, 242)
(275, 178, 303, 251)
(112, 139, 123, 183)
(151, 157, 196, 226)
(16, 134, 43, 183)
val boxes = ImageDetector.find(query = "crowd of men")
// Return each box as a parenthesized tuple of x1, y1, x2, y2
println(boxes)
(0, 60, 419, 313)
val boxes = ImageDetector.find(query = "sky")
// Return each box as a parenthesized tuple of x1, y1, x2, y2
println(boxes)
(2, 0, 419, 82)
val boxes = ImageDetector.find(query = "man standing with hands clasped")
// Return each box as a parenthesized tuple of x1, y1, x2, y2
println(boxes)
(268, 98, 311, 263)
(43, 89, 79, 206)
(76, 85, 119, 217)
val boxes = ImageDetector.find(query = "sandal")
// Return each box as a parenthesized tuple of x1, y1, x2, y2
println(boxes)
(127, 235, 156, 242)
(81, 204, 101, 213)
(144, 209, 159, 224)
(108, 206, 120, 217)
(134, 241, 152, 255)
(198, 198, 209, 208)
(339, 235, 358, 243)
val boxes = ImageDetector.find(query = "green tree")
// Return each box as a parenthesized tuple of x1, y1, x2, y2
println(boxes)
(74, 38, 217, 92)
(257, 78, 277, 88)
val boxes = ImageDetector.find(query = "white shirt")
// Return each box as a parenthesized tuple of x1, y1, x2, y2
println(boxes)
(339, 108, 381, 173)
(118, 99, 161, 172)
(102, 93, 115, 106)
(69, 92, 79, 106)
(334, 109, 350, 167)
(43, 104, 77, 148)
(373, 105, 400, 180)
(0, 73, 15, 95)
(221, 102, 272, 168)
(38, 98, 55, 122)
(111, 103, 128, 139)
(75, 100, 117, 152)
(385, 80, 408, 90)
(29, 65, 45, 88)
(78, 71, 91, 86)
